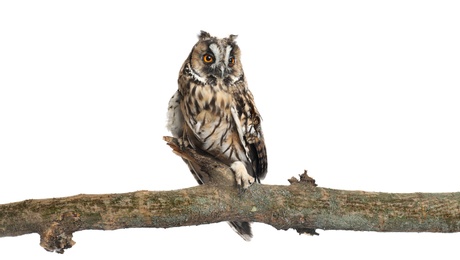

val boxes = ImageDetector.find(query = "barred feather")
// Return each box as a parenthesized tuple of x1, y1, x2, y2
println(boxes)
(167, 31, 267, 240)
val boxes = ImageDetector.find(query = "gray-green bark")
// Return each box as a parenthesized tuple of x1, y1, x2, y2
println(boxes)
(0, 137, 459, 253)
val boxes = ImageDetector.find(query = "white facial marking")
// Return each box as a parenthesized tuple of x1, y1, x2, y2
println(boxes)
(209, 43, 221, 64)
(187, 63, 206, 83)
(225, 45, 232, 66)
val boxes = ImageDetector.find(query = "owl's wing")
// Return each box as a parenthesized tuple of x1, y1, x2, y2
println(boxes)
(232, 89, 268, 182)
(245, 121, 267, 182)
(166, 91, 184, 138)
(167, 90, 211, 185)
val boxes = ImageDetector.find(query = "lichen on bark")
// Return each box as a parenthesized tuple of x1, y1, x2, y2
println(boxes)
(1, 136, 459, 254)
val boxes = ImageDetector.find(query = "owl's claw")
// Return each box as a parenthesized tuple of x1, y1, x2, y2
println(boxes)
(231, 161, 255, 190)
(177, 135, 192, 150)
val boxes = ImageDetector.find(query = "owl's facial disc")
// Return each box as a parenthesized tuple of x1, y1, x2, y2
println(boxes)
(203, 43, 234, 78)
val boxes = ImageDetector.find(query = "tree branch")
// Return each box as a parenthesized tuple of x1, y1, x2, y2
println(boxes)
(1, 136, 459, 253)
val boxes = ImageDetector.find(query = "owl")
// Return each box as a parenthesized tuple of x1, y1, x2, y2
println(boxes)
(166, 31, 267, 241)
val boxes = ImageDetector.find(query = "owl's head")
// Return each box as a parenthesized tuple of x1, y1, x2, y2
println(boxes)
(186, 31, 243, 83)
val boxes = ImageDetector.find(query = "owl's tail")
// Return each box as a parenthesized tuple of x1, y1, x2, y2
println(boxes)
(228, 221, 252, 241)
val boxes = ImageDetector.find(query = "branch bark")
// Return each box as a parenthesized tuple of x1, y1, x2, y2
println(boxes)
(1, 136, 459, 253)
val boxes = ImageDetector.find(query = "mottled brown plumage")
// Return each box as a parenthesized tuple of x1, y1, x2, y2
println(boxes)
(167, 31, 267, 240)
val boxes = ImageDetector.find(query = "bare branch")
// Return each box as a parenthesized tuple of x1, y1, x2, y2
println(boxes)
(0, 136, 459, 253)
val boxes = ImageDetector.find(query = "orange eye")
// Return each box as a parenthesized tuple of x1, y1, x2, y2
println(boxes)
(203, 54, 214, 63)
(228, 57, 235, 67)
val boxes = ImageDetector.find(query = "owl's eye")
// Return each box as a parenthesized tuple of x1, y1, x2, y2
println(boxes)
(203, 54, 214, 63)
(228, 57, 235, 67)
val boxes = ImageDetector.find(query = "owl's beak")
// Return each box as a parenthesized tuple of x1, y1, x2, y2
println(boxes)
(217, 63, 226, 78)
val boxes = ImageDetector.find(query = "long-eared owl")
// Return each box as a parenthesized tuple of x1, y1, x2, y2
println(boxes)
(166, 31, 267, 241)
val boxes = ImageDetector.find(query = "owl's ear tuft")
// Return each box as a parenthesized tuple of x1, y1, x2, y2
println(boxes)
(198, 31, 211, 40)
(228, 34, 238, 42)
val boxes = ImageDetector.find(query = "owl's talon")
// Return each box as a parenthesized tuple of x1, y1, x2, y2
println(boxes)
(176, 136, 191, 150)
(231, 161, 255, 189)
(167, 31, 267, 241)
(177, 137, 184, 148)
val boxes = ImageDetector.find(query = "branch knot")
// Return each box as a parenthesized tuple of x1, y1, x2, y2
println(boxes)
(39, 211, 81, 254)
(288, 170, 317, 187)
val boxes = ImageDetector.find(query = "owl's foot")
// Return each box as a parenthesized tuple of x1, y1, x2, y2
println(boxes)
(176, 136, 191, 150)
(231, 161, 255, 190)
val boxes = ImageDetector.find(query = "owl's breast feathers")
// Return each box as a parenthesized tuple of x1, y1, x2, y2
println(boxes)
(177, 75, 267, 181)
(167, 31, 267, 241)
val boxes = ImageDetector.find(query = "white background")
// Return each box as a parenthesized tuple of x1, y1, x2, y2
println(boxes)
(1, 1, 460, 259)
